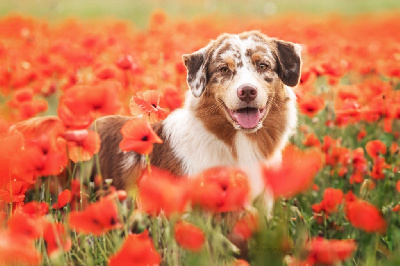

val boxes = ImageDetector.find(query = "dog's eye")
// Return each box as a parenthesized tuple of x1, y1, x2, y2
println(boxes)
(258, 63, 269, 71)
(219, 66, 230, 73)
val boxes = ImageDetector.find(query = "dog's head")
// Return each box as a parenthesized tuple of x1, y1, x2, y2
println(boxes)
(183, 31, 301, 133)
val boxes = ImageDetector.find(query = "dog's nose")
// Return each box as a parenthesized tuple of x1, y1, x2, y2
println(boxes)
(237, 84, 257, 103)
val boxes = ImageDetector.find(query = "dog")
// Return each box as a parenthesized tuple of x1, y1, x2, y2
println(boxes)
(92, 31, 301, 202)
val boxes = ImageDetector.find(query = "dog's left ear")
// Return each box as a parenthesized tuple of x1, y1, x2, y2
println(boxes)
(182, 48, 207, 97)
(274, 40, 302, 87)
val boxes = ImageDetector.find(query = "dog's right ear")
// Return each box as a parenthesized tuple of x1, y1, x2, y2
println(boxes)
(182, 49, 207, 97)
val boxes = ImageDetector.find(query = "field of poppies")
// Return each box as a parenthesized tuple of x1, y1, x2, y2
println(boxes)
(1, 5, 400, 266)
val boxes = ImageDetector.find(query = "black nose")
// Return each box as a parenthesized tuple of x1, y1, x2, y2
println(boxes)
(237, 84, 257, 103)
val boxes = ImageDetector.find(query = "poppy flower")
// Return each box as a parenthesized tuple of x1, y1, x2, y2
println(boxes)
(10, 116, 68, 181)
(352, 148, 367, 173)
(232, 212, 259, 240)
(370, 157, 390, 180)
(119, 117, 163, 155)
(43, 222, 72, 257)
(8, 211, 47, 239)
(136, 168, 190, 216)
(346, 200, 387, 233)
(129, 90, 168, 123)
(312, 188, 343, 214)
(116, 54, 137, 70)
(302, 133, 321, 148)
(357, 128, 367, 141)
(0, 181, 29, 203)
(108, 230, 161, 266)
(94, 64, 119, 80)
(0, 130, 24, 187)
(18, 99, 49, 120)
(7, 87, 34, 108)
(233, 259, 250, 266)
(262, 145, 322, 199)
(396, 180, 400, 192)
(174, 222, 205, 252)
(10, 145, 67, 184)
(68, 198, 122, 236)
(190, 167, 250, 213)
(298, 94, 325, 117)
(366, 140, 387, 159)
(162, 86, 183, 111)
(105, 187, 128, 202)
(58, 81, 121, 129)
(65, 129, 101, 163)
(334, 99, 361, 126)
(20, 201, 49, 217)
(305, 237, 356, 264)
(52, 189, 72, 209)
(0, 231, 41, 265)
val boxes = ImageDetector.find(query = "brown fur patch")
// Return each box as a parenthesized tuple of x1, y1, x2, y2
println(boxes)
(91, 115, 142, 190)
(92, 116, 186, 189)
(195, 88, 238, 159)
(150, 122, 185, 176)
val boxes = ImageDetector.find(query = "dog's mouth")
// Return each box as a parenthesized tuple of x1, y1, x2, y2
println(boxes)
(226, 107, 267, 129)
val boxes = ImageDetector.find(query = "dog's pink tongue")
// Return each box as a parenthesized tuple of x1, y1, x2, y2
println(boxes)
(233, 108, 260, 129)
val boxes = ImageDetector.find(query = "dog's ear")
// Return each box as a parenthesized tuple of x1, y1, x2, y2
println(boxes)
(274, 40, 302, 87)
(182, 49, 207, 97)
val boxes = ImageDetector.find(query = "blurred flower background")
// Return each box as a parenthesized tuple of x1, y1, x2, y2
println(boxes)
(0, 0, 400, 265)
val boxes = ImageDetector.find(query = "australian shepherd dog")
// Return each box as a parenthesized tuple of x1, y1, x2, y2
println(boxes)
(93, 31, 301, 204)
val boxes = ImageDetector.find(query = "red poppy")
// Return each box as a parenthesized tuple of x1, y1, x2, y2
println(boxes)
(129, 90, 168, 122)
(52, 189, 72, 209)
(65, 129, 101, 163)
(262, 145, 322, 199)
(190, 167, 249, 213)
(8, 87, 34, 108)
(305, 237, 356, 264)
(233, 259, 251, 266)
(0, 231, 41, 265)
(302, 133, 321, 148)
(396, 180, 400, 192)
(366, 140, 387, 159)
(0, 177, 29, 204)
(0, 130, 24, 188)
(58, 81, 121, 129)
(346, 200, 387, 233)
(105, 186, 128, 202)
(174, 222, 206, 252)
(10, 116, 68, 181)
(357, 128, 367, 141)
(298, 94, 325, 118)
(43, 222, 72, 257)
(334, 99, 361, 126)
(8, 211, 47, 239)
(312, 188, 343, 214)
(370, 157, 390, 180)
(136, 168, 190, 216)
(94, 64, 119, 80)
(352, 148, 368, 173)
(232, 212, 259, 240)
(68, 198, 122, 235)
(108, 230, 161, 266)
(116, 54, 137, 70)
(119, 117, 163, 154)
(162, 86, 183, 111)
(20, 201, 49, 217)
(18, 99, 49, 120)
